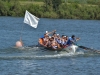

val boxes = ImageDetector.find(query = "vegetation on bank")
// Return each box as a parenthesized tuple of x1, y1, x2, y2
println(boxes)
(0, 0, 100, 20)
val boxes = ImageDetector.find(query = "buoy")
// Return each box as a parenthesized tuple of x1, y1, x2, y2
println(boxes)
(16, 41, 23, 47)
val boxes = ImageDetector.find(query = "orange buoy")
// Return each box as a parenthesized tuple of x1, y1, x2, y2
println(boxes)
(16, 41, 23, 47)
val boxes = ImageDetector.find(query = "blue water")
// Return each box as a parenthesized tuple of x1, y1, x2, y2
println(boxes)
(0, 17, 100, 75)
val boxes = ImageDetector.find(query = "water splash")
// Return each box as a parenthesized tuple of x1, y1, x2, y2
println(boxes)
(0, 47, 99, 60)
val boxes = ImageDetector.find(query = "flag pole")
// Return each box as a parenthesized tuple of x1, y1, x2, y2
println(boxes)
(20, 23, 24, 42)
(15, 23, 24, 48)
(16, 10, 39, 48)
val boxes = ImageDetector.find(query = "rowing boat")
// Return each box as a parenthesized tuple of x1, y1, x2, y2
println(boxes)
(38, 38, 78, 53)
(39, 44, 78, 53)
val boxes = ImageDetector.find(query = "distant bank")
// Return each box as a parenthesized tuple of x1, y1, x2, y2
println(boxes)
(0, 0, 100, 20)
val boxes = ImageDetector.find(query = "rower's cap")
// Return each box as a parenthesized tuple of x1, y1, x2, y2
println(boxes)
(64, 36, 66, 37)
(49, 36, 51, 38)
(46, 31, 48, 33)
(57, 34, 59, 36)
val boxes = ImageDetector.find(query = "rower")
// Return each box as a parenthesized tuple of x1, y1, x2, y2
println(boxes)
(67, 35, 80, 46)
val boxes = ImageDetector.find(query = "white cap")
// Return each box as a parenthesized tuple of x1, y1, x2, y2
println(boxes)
(57, 34, 59, 36)
(64, 36, 66, 37)
(49, 36, 51, 38)
(46, 31, 48, 33)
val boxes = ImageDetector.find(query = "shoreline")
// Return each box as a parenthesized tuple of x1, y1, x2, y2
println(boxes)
(0, 0, 100, 20)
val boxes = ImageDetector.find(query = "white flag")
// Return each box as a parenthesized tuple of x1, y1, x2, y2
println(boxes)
(24, 10, 39, 28)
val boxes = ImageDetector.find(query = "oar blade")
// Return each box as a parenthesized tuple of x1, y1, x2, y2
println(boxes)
(79, 45, 100, 53)
(78, 46, 92, 50)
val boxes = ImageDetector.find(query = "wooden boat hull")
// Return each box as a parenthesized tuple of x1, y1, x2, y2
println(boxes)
(40, 44, 78, 53)
(38, 38, 78, 53)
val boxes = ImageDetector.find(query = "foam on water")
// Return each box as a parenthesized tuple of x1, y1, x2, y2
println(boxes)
(0, 47, 85, 60)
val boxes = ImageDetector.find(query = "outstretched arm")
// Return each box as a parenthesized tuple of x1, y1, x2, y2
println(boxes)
(46, 30, 56, 35)
(76, 38, 80, 41)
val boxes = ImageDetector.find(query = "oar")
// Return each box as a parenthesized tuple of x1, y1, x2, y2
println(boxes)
(78, 45, 100, 53)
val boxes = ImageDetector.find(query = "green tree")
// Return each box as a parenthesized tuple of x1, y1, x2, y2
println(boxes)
(10, 1, 23, 16)
(0, 1, 9, 16)
(43, 0, 53, 11)
(52, 0, 62, 11)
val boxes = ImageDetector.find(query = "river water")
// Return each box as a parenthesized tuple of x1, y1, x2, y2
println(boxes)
(0, 17, 100, 75)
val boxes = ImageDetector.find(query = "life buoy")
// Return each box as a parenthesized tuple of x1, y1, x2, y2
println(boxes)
(16, 41, 23, 47)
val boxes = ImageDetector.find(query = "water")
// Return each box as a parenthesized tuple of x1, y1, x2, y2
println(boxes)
(0, 17, 100, 75)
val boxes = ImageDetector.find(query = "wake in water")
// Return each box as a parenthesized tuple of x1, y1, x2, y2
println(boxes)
(0, 46, 100, 60)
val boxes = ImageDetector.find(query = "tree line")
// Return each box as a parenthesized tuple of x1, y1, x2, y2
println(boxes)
(0, 0, 100, 20)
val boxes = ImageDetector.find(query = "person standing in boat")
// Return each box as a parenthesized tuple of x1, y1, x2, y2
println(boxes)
(67, 35, 80, 46)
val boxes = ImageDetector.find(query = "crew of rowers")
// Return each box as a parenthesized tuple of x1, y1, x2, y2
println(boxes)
(38, 30, 80, 50)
